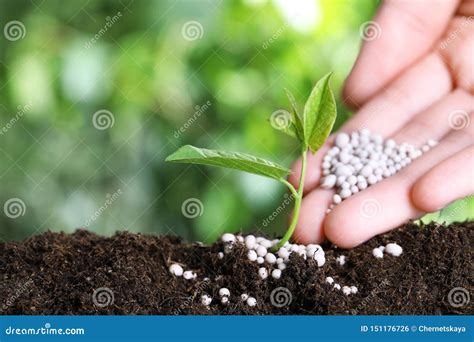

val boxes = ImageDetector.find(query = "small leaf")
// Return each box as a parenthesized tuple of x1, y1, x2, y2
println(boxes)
(303, 73, 337, 153)
(269, 109, 294, 137)
(269, 117, 298, 139)
(284, 88, 304, 141)
(166, 145, 291, 180)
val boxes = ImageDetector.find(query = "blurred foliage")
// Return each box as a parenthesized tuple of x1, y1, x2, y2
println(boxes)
(0, 0, 472, 243)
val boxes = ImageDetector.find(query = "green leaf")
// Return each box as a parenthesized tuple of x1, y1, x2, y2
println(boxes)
(165, 145, 291, 180)
(303, 73, 337, 153)
(284, 88, 304, 141)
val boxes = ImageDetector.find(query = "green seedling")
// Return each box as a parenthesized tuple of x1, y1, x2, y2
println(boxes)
(166, 73, 337, 249)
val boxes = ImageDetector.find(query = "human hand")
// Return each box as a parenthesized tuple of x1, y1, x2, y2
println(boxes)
(289, 0, 474, 248)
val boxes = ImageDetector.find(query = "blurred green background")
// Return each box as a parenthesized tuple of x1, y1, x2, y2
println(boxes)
(1, 0, 472, 243)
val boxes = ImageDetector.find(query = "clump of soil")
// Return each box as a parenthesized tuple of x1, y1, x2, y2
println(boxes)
(1, 222, 472, 315)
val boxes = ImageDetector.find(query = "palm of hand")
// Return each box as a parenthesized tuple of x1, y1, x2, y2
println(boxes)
(289, 0, 474, 248)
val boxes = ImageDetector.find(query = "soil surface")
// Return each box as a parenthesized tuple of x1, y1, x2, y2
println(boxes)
(1, 221, 472, 315)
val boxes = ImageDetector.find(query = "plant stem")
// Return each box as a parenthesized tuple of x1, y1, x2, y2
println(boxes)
(274, 148, 307, 250)
(280, 179, 298, 198)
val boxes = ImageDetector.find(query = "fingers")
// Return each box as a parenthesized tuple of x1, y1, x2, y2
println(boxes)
(343, 0, 458, 107)
(341, 53, 452, 136)
(437, 16, 474, 93)
(390, 88, 474, 146)
(290, 53, 453, 243)
(412, 145, 474, 212)
(291, 53, 452, 194)
(324, 117, 474, 248)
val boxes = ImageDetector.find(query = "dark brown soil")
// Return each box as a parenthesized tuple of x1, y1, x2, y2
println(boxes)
(1, 221, 472, 315)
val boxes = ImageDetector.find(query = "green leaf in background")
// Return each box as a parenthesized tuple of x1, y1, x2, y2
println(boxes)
(166, 145, 291, 180)
(303, 72, 337, 153)
(284, 88, 304, 142)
